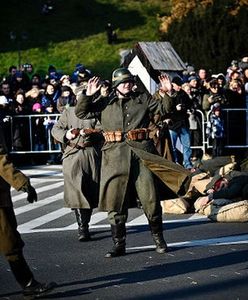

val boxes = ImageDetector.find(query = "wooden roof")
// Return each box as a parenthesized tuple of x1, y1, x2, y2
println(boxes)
(122, 41, 186, 83)
(137, 41, 186, 71)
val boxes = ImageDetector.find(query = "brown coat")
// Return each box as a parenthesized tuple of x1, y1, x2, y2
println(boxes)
(0, 127, 29, 207)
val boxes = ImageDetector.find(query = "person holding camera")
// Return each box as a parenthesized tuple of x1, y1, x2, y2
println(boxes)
(202, 79, 228, 119)
(74, 68, 190, 258)
(0, 126, 56, 298)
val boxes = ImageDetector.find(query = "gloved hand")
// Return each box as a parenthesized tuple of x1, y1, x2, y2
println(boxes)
(21, 183, 38, 203)
(26, 185, 38, 203)
(66, 129, 76, 140)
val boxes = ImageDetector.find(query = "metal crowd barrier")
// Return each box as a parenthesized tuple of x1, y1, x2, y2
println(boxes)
(9, 113, 61, 154)
(205, 108, 248, 150)
(8, 109, 248, 155)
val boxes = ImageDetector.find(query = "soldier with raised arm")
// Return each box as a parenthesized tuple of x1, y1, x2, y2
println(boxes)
(75, 68, 190, 258)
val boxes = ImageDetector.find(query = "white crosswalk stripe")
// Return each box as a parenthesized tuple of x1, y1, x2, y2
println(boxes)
(15, 192, 64, 215)
(20, 169, 62, 176)
(127, 233, 248, 252)
(18, 208, 70, 232)
(65, 212, 108, 230)
(12, 182, 64, 203)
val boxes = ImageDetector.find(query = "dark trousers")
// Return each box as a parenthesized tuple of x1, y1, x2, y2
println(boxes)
(212, 138, 224, 157)
(108, 153, 163, 229)
(0, 207, 33, 287)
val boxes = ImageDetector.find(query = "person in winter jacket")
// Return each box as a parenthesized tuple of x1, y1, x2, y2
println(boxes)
(206, 103, 225, 157)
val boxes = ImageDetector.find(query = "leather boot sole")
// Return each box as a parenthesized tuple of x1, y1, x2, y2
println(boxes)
(23, 281, 57, 299)
(105, 249, 126, 258)
(155, 246, 168, 254)
(78, 235, 91, 242)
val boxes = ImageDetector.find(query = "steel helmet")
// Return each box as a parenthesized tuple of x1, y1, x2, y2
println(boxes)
(112, 68, 134, 88)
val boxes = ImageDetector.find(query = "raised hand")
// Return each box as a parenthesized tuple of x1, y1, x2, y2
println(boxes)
(158, 73, 172, 93)
(86, 76, 101, 96)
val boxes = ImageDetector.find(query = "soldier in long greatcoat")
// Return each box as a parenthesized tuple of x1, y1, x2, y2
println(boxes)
(0, 126, 56, 297)
(75, 68, 190, 257)
(51, 106, 102, 241)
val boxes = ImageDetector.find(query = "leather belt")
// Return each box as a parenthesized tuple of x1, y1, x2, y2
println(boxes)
(68, 141, 92, 149)
(103, 128, 150, 142)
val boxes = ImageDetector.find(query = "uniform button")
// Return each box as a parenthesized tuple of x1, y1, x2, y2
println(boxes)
(127, 122, 130, 125)
(125, 106, 128, 109)
(126, 114, 129, 117)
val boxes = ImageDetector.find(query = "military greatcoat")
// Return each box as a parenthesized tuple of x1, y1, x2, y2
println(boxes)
(0, 127, 29, 255)
(75, 91, 190, 213)
(51, 107, 101, 209)
(0, 128, 28, 208)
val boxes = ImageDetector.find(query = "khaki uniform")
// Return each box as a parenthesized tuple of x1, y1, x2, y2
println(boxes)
(75, 91, 190, 224)
(51, 107, 101, 209)
(0, 127, 29, 255)
(0, 126, 34, 287)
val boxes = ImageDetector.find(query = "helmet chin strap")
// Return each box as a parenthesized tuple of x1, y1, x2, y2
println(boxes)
(116, 87, 131, 98)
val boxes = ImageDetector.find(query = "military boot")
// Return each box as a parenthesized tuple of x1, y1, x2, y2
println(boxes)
(74, 208, 92, 241)
(105, 224, 126, 258)
(23, 278, 57, 300)
(8, 254, 56, 299)
(149, 219, 168, 254)
(152, 232, 168, 254)
(8, 254, 34, 288)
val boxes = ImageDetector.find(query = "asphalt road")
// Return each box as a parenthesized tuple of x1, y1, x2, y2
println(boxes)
(0, 164, 247, 300)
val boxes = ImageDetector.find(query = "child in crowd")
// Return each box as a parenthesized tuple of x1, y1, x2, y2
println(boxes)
(206, 103, 225, 157)
(32, 103, 46, 151)
(43, 104, 60, 164)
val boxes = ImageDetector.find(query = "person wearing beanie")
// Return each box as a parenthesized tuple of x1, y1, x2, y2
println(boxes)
(202, 79, 228, 119)
(206, 103, 225, 157)
(56, 85, 76, 113)
(32, 102, 42, 112)
(31, 102, 47, 153)
(171, 76, 183, 87)
(167, 75, 194, 171)
(10, 70, 30, 94)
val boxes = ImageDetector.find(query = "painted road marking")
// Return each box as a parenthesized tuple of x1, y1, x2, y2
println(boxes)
(18, 211, 209, 234)
(65, 212, 108, 230)
(18, 208, 70, 232)
(14, 192, 63, 215)
(12, 181, 64, 203)
(127, 234, 248, 251)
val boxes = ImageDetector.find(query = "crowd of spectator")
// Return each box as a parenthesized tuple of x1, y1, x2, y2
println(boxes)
(0, 63, 92, 162)
(164, 57, 248, 165)
(0, 57, 248, 165)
